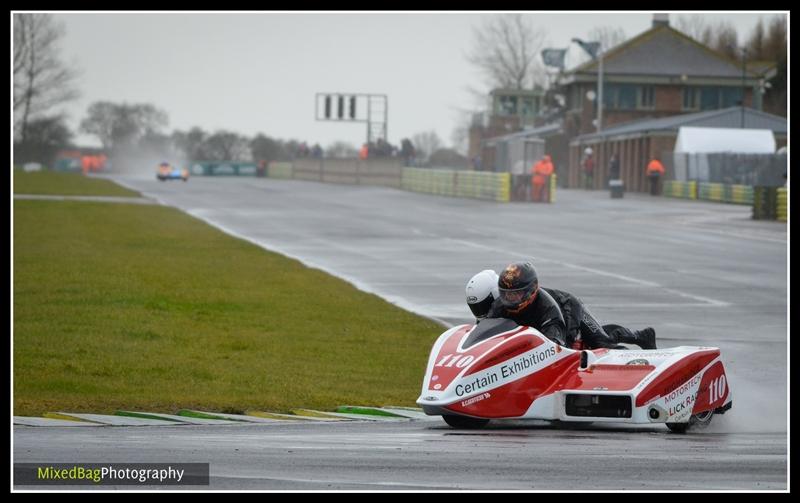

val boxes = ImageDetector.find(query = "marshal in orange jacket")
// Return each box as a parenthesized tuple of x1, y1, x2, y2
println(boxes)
(646, 159, 665, 175)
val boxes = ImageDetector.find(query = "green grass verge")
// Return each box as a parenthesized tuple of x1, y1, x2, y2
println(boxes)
(14, 199, 443, 416)
(13, 170, 140, 197)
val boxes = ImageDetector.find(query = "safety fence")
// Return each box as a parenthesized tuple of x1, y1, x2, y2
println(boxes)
(753, 186, 788, 221)
(668, 152, 786, 186)
(401, 168, 511, 202)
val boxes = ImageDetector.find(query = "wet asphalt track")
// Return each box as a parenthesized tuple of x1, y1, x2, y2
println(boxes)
(14, 176, 788, 490)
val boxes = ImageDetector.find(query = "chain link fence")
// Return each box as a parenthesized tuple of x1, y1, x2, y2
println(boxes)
(666, 152, 787, 187)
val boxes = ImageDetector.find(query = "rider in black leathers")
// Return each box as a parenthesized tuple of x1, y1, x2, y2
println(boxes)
(484, 262, 656, 350)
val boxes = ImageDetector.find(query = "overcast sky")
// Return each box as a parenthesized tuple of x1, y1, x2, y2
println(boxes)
(48, 11, 785, 152)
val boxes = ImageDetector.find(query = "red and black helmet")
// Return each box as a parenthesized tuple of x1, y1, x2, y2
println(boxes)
(498, 262, 539, 314)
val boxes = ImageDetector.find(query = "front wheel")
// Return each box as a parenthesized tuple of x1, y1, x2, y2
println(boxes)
(442, 415, 490, 429)
(666, 410, 714, 433)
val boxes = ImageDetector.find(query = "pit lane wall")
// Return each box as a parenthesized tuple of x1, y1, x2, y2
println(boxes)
(292, 158, 404, 188)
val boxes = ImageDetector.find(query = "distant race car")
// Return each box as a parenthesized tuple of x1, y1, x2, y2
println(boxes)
(157, 162, 189, 182)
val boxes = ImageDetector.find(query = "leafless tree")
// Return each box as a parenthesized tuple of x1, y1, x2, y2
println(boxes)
(674, 15, 713, 45)
(466, 14, 548, 91)
(675, 14, 786, 116)
(412, 130, 443, 163)
(172, 127, 211, 161)
(204, 130, 251, 161)
(80, 101, 169, 151)
(251, 133, 291, 162)
(674, 15, 739, 58)
(587, 26, 628, 52)
(13, 13, 80, 143)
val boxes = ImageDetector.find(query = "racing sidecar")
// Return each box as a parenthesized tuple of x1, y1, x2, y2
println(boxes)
(416, 318, 732, 433)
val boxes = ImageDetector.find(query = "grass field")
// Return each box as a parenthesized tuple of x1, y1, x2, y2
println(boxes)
(14, 170, 141, 197)
(13, 178, 443, 416)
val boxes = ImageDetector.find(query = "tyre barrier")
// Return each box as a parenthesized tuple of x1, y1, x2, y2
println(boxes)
(698, 183, 753, 205)
(753, 186, 788, 221)
(401, 168, 511, 202)
(663, 180, 697, 200)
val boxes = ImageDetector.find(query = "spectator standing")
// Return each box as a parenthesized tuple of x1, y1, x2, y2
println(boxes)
(531, 155, 554, 202)
(646, 157, 665, 196)
(581, 147, 595, 189)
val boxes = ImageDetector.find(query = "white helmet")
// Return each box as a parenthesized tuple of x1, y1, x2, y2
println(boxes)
(465, 269, 500, 319)
(584, 147, 593, 156)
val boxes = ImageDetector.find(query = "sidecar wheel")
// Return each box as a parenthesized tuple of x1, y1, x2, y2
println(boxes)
(666, 410, 714, 433)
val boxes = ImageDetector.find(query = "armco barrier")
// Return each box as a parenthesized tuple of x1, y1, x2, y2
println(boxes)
(401, 168, 510, 202)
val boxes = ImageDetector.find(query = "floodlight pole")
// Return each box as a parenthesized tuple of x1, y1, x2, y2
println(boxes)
(572, 38, 603, 133)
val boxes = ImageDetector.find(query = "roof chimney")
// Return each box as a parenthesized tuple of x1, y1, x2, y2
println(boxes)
(652, 13, 669, 28)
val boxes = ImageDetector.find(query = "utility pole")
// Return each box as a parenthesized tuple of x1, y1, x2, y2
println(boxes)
(572, 38, 603, 132)
(598, 48, 604, 132)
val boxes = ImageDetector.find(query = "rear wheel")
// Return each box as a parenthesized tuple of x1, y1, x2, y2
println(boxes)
(666, 410, 714, 433)
(442, 415, 490, 429)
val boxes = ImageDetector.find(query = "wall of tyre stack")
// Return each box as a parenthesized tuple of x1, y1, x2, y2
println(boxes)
(401, 168, 511, 202)
(664, 181, 753, 205)
(752, 187, 788, 221)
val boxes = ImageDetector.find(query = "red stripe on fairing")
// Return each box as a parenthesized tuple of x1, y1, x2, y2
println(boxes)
(557, 364, 656, 391)
(445, 352, 582, 418)
(635, 350, 720, 407)
(428, 326, 531, 391)
(464, 332, 546, 376)
(692, 361, 729, 414)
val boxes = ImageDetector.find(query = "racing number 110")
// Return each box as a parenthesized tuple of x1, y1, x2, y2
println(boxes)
(709, 375, 727, 404)
(436, 354, 474, 368)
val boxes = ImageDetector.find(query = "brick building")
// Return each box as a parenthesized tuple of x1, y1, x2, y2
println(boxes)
(467, 15, 778, 186)
(567, 107, 787, 192)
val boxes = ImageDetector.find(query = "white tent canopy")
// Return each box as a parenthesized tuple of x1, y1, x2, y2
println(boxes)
(674, 126, 776, 154)
(672, 127, 778, 182)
